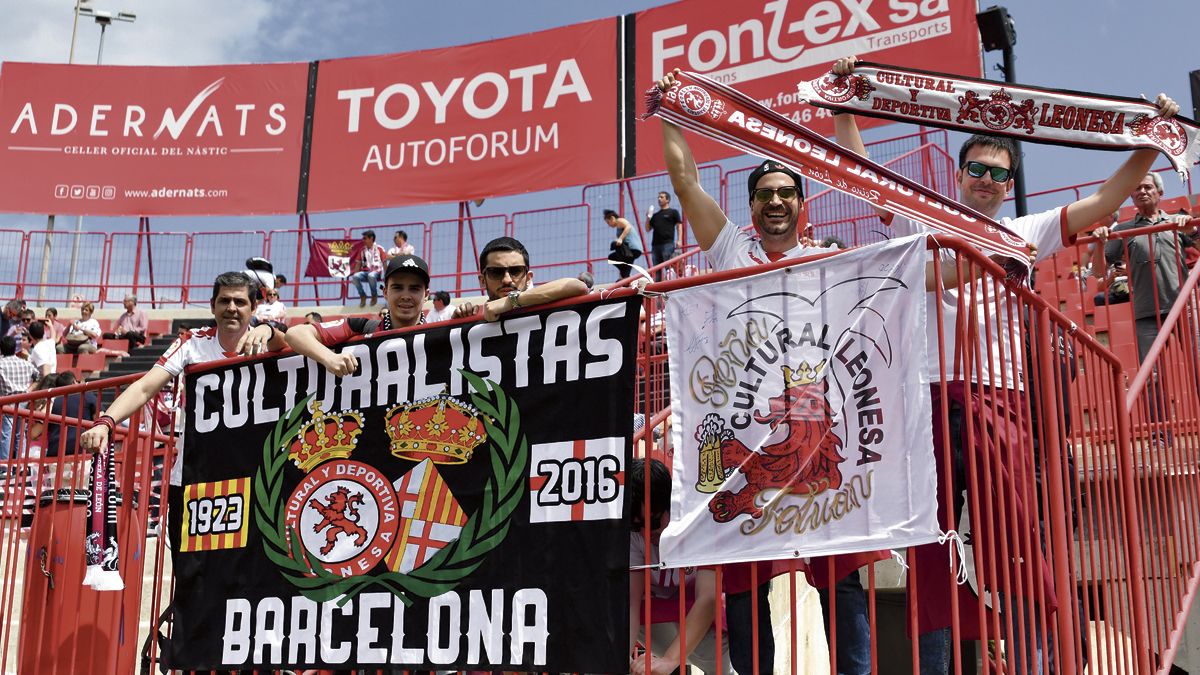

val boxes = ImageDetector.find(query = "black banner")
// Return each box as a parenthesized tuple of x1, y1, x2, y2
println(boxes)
(172, 296, 640, 672)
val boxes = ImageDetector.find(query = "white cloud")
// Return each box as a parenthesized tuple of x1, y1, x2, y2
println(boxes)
(0, 0, 293, 66)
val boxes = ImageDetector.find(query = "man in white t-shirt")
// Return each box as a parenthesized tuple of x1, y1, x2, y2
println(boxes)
(351, 230, 388, 307)
(387, 229, 415, 258)
(27, 320, 56, 377)
(79, 272, 287, 467)
(253, 287, 287, 322)
(424, 290, 455, 323)
(832, 55, 1182, 672)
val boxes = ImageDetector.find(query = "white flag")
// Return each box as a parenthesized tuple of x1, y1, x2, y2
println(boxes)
(660, 234, 938, 567)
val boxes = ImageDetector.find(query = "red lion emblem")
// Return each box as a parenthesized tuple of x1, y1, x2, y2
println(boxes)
(956, 89, 1036, 134)
(308, 486, 367, 555)
(698, 363, 845, 522)
(1128, 113, 1187, 156)
(815, 74, 876, 104)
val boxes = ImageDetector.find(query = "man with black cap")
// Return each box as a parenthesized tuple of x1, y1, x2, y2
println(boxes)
(285, 254, 431, 377)
(658, 71, 822, 273)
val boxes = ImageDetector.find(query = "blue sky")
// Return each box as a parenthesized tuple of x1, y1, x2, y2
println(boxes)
(0, 0, 1197, 234)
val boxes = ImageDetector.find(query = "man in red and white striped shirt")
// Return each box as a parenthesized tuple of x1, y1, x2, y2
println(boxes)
(350, 229, 388, 308)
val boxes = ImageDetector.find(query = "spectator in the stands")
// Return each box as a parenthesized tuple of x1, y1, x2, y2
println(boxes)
(176, 323, 191, 339)
(254, 288, 287, 322)
(577, 270, 595, 290)
(7, 309, 34, 356)
(104, 294, 148, 347)
(452, 237, 589, 321)
(351, 230, 387, 308)
(274, 274, 288, 291)
(304, 312, 322, 325)
(0, 300, 24, 343)
(0, 335, 37, 461)
(23, 373, 58, 459)
(604, 209, 644, 279)
(388, 230, 416, 258)
(647, 191, 683, 281)
(27, 321, 55, 377)
(243, 257, 275, 294)
(62, 302, 100, 354)
(425, 290, 455, 323)
(45, 370, 97, 457)
(43, 308, 63, 343)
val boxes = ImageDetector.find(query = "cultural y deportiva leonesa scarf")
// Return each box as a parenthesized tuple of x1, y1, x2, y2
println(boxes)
(643, 71, 1031, 277)
(796, 62, 1200, 180)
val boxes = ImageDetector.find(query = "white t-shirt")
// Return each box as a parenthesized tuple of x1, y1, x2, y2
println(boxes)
(155, 327, 238, 485)
(388, 243, 415, 257)
(704, 219, 826, 272)
(67, 317, 102, 346)
(629, 531, 694, 600)
(425, 305, 455, 323)
(30, 338, 57, 374)
(254, 301, 287, 321)
(888, 207, 1068, 389)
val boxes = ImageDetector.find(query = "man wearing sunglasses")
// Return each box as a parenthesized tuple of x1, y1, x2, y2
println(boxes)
(452, 236, 589, 322)
(832, 54, 1182, 674)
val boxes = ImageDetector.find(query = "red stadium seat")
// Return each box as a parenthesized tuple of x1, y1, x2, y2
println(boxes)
(146, 319, 172, 337)
(55, 354, 75, 373)
(98, 338, 129, 352)
(76, 353, 107, 376)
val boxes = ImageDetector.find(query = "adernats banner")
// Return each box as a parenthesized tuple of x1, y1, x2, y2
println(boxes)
(660, 235, 937, 567)
(0, 62, 308, 216)
(634, 0, 982, 172)
(307, 19, 618, 211)
(170, 296, 638, 672)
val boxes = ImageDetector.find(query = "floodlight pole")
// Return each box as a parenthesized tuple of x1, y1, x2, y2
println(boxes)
(65, 7, 135, 303)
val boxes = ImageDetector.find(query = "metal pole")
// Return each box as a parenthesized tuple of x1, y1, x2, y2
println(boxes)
(65, 21, 106, 302)
(42, 1, 86, 304)
(1002, 46, 1028, 217)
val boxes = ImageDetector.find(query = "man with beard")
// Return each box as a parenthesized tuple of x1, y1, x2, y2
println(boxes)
(452, 236, 589, 321)
(832, 55, 1181, 674)
(285, 254, 431, 377)
(657, 69, 862, 675)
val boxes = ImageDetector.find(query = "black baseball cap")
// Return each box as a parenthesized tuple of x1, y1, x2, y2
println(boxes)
(383, 254, 430, 286)
(747, 160, 804, 201)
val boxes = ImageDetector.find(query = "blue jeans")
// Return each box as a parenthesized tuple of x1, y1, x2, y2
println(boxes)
(651, 242, 676, 281)
(0, 414, 11, 461)
(918, 628, 951, 675)
(351, 271, 380, 300)
(817, 573, 871, 675)
(727, 582, 774, 674)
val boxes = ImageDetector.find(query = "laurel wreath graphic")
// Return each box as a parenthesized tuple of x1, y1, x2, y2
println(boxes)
(253, 370, 528, 606)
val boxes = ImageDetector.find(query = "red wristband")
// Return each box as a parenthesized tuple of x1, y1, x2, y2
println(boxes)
(94, 415, 116, 434)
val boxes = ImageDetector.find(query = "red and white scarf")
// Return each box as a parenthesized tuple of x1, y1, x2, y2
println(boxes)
(643, 71, 1031, 276)
(797, 62, 1200, 179)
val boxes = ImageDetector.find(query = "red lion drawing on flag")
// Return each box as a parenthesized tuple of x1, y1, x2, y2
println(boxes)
(699, 361, 845, 523)
(308, 486, 367, 555)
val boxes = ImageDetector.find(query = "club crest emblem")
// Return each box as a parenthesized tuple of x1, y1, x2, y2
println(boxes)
(814, 74, 876, 104)
(695, 361, 845, 522)
(957, 89, 1036, 134)
(678, 85, 715, 117)
(1128, 114, 1188, 157)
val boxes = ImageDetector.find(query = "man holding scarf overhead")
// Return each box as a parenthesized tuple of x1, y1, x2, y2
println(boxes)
(830, 54, 1181, 674)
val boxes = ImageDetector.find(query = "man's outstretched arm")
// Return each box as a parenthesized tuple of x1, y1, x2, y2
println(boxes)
(658, 69, 731, 252)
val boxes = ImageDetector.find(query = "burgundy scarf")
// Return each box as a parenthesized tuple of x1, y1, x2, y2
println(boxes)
(797, 62, 1200, 179)
(644, 71, 1031, 276)
(83, 443, 123, 591)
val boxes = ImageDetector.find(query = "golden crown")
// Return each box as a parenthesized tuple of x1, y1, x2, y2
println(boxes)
(384, 391, 488, 465)
(782, 360, 826, 388)
(287, 399, 364, 472)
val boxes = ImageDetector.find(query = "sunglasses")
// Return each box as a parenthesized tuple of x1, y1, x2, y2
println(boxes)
(482, 265, 528, 281)
(752, 186, 800, 203)
(963, 160, 1011, 183)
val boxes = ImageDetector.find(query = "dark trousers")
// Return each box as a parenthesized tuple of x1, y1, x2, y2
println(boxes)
(104, 330, 145, 347)
(727, 581, 774, 674)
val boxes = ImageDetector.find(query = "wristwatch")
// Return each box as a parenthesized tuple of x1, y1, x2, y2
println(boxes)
(507, 290, 523, 309)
